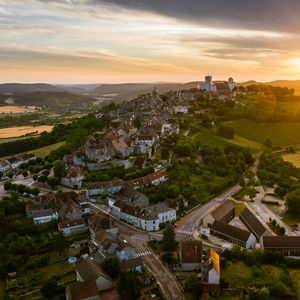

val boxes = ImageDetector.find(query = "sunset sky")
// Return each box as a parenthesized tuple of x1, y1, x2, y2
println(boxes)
(1, 0, 300, 83)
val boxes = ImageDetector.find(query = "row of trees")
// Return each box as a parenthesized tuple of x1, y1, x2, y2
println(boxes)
(257, 151, 300, 217)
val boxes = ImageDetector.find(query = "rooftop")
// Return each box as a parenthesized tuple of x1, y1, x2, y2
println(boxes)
(240, 207, 268, 238)
(180, 240, 202, 264)
(66, 280, 99, 300)
(211, 220, 251, 243)
(211, 200, 235, 221)
(263, 236, 300, 248)
(76, 258, 111, 282)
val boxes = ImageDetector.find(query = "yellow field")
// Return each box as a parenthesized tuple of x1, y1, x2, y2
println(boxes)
(0, 105, 36, 113)
(282, 153, 300, 168)
(0, 125, 53, 138)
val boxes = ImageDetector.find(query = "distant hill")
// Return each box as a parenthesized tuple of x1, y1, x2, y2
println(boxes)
(239, 79, 300, 94)
(267, 80, 300, 94)
(55, 84, 100, 95)
(90, 82, 199, 99)
(0, 83, 63, 93)
(0, 91, 95, 108)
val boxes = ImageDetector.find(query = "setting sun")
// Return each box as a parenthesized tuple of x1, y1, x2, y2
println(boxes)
(291, 58, 300, 72)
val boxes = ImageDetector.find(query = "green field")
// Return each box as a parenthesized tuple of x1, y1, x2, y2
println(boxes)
(31, 141, 65, 157)
(1, 141, 66, 159)
(221, 260, 296, 297)
(226, 119, 300, 146)
(194, 127, 262, 151)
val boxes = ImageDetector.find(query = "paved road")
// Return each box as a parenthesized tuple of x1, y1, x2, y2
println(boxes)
(90, 203, 185, 300)
(88, 159, 259, 300)
(177, 184, 241, 233)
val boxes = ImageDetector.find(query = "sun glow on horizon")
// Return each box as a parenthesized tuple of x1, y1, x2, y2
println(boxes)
(291, 59, 300, 72)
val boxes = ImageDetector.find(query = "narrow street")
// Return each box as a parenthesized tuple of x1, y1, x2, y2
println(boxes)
(90, 203, 185, 300)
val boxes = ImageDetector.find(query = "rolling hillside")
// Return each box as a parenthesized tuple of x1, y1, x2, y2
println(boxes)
(0, 83, 63, 93)
(90, 81, 199, 99)
(240, 79, 300, 94)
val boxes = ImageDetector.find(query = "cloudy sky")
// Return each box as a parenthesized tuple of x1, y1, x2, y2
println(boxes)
(1, 0, 300, 83)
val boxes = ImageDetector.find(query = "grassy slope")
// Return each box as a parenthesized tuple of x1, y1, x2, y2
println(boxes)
(31, 141, 65, 157)
(1, 141, 65, 159)
(226, 119, 300, 146)
(194, 127, 262, 151)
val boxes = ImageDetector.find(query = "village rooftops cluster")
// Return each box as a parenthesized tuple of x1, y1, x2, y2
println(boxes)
(0, 153, 36, 173)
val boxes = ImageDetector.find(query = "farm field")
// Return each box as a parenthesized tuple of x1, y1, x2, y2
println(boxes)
(0, 105, 37, 114)
(226, 119, 300, 146)
(282, 152, 300, 168)
(0, 125, 53, 138)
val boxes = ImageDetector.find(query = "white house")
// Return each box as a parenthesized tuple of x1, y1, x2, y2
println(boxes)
(9, 153, 36, 170)
(61, 166, 84, 188)
(174, 105, 188, 114)
(110, 201, 176, 231)
(58, 219, 88, 236)
(0, 160, 11, 173)
(76, 258, 113, 292)
(161, 123, 180, 136)
(86, 179, 124, 200)
(26, 205, 58, 224)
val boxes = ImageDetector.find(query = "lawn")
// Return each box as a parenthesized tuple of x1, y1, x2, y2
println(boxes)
(193, 127, 262, 151)
(193, 128, 231, 149)
(234, 202, 246, 216)
(289, 269, 300, 300)
(31, 141, 65, 157)
(226, 119, 300, 146)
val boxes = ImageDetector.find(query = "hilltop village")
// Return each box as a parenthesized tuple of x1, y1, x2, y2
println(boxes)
(2, 77, 300, 300)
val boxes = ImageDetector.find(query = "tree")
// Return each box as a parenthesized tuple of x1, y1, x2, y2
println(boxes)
(53, 160, 64, 179)
(117, 271, 141, 300)
(102, 256, 120, 279)
(17, 184, 26, 194)
(286, 189, 300, 216)
(132, 116, 142, 129)
(258, 287, 270, 300)
(4, 181, 11, 191)
(184, 274, 202, 296)
(41, 279, 58, 299)
(263, 138, 272, 148)
(47, 177, 61, 188)
(217, 125, 234, 139)
(22, 170, 28, 178)
(161, 223, 176, 251)
(38, 175, 48, 184)
(161, 147, 170, 160)
(30, 187, 40, 196)
(202, 115, 212, 128)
